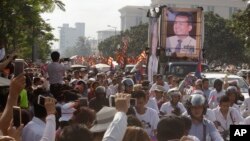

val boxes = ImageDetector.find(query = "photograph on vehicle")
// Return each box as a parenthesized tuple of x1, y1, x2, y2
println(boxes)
(162, 7, 203, 59)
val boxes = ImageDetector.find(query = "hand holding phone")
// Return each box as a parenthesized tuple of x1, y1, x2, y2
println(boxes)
(13, 106, 21, 127)
(44, 97, 56, 115)
(79, 97, 88, 107)
(14, 59, 24, 77)
(109, 95, 116, 107)
(38, 95, 46, 106)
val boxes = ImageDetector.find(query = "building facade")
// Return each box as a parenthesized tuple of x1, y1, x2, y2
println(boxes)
(151, 0, 247, 18)
(59, 23, 85, 50)
(97, 30, 117, 43)
(119, 6, 149, 31)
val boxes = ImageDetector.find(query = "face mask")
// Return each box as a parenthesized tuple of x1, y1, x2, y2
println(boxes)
(0, 48, 5, 61)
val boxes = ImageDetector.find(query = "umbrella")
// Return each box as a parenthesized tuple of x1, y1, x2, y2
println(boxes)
(70, 64, 87, 70)
(94, 63, 110, 72)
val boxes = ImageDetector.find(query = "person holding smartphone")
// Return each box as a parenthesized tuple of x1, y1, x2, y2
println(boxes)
(0, 74, 25, 135)
(47, 51, 65, 100)
(22, 88, 56, 141)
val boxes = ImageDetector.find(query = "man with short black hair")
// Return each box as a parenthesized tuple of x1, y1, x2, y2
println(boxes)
(22, 88, 56, 141)
(202, 78, 211, 100)
(47, 51, 65, 99)
(133, 90, 159, 139)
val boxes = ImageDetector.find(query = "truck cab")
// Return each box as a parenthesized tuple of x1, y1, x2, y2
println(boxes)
(160, 61, 209, 80)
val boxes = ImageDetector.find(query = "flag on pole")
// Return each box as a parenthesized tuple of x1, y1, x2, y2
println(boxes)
(195, 50, 202, 79)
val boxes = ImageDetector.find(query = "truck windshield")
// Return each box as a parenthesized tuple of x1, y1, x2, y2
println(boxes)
(168, 64, 209, 78)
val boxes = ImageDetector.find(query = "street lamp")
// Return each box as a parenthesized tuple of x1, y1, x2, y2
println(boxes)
(107, 25, 117, 37)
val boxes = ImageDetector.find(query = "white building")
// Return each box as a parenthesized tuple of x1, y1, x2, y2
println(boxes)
(119, 6, 149, 31)
(97, 30, 117, 43)
(151, 0, 247, 19)
(59, 23, 85, 50)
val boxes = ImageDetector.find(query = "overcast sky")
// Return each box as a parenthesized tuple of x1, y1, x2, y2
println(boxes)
(41, 0, 151, 49)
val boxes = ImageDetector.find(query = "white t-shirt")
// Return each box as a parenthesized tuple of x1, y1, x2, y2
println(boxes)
(47, 62, 65, 84)
(208, 90, 225, 109)
(206, 108, 216, 122)
(146, 97, 159, 113)
(134, 107, 159, 137)
(213, 107, 244, 131)
(240, 98, 250, 118)
(242, 116, 250, 125)
(160, 102, 186, 115)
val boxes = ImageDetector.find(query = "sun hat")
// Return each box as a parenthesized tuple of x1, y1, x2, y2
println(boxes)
(90, 106, 116, 133)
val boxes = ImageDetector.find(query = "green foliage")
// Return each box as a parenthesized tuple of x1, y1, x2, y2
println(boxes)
(98, 23, 148, 57)
(64, 37, 92, 57)
(0, 0, 65, 62)
(204, 12, 245, 65)
(230, 5, 250, 60)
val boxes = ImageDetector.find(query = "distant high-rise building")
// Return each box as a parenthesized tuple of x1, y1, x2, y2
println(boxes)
(59, 23, 85, 50)
(119, 6, 149, 31)
(151, 0, 247, 18)
(97, 30, 117, 43)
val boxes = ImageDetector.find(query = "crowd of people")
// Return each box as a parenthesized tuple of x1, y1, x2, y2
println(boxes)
(1, 51, 250, 141)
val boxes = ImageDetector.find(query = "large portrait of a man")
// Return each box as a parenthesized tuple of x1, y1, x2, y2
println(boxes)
(163, 7, 203, 59)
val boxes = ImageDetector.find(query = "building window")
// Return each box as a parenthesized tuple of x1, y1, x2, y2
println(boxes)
(207, 6, 215, 12)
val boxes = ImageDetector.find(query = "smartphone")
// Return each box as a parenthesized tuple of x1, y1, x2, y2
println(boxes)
(13, 106, 21, 127)
(130, 98, 137, 107)
(14, 59, 24, 77)
(38, 95, 46, 106)
(109, 95, 116, 107)
(79, 97, 88, 107)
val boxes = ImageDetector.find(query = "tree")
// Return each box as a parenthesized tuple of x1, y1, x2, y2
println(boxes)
(0, 0, 65, 62)
(230, 2, 250, 61)
(64, 37, 92, 57)
(98, 23, 148, 57)
(204, 12, 245, 65)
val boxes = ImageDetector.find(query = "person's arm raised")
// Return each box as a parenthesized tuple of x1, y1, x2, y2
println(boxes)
(40, 97, 56, 141)
(0, 74, 25, 135)
(0, 53, 16, 71)
(102, 93, 130, 141)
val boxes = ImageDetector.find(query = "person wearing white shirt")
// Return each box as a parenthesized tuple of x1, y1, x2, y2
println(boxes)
(242, 115, 250, 125)
(213, 95, 244, 136)
(240, 95, 250, 118)
(102, 93, 130, 141)
(225, 86, 241, 112)
(208, 79, 225, 109)
(22, 93, 56, 141)
(182, 108, 216, 123)
(47, 51, 65, 99)
(133, 90, 159, 139)
(186, 94, 223, 141)
(149, 74, 170, 94)
(160, 88, 186, 116)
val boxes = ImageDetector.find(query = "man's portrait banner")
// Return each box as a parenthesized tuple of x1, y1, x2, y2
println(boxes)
(162, 7, 203, 59)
